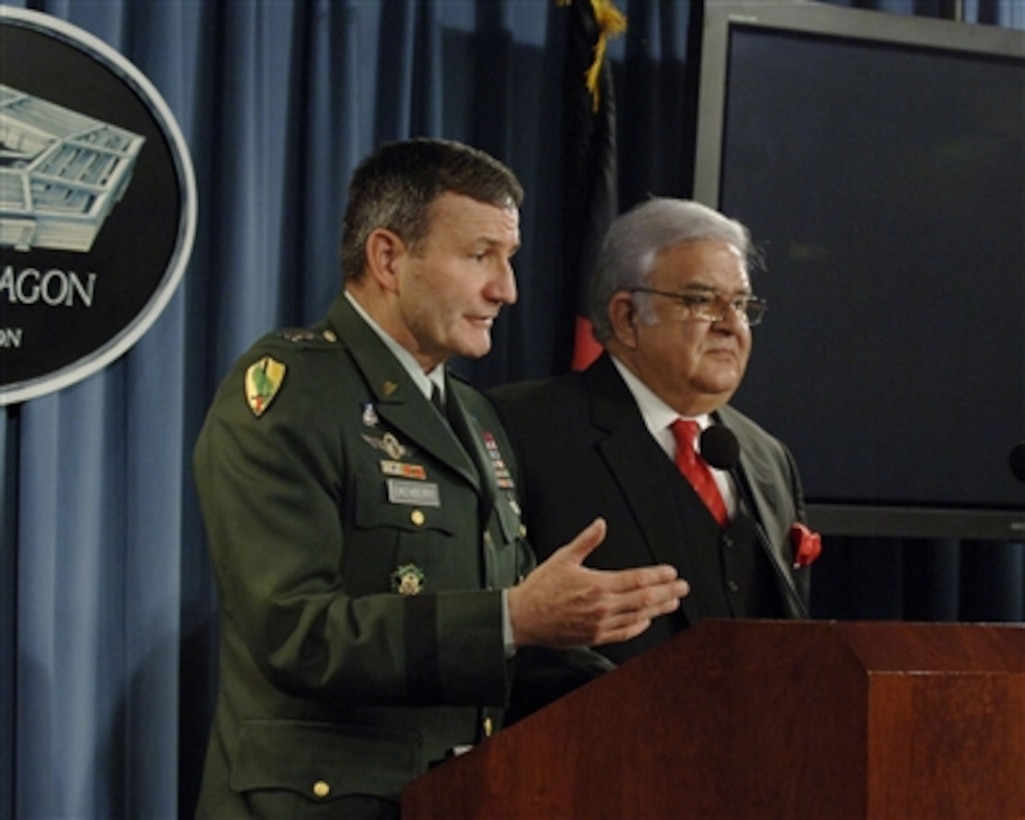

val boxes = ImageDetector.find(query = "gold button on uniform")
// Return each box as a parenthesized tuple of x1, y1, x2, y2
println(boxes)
(410, 509, 425, 526)
(312, 780, 330, 799)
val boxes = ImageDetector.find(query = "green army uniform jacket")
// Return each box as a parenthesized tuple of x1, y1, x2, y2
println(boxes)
(193, 294, 541, 817)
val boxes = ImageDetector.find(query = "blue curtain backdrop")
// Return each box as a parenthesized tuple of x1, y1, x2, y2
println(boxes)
(1, 1, 1022, 817)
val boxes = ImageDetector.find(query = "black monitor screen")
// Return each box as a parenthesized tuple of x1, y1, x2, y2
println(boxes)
(694, 2, 1025, 538)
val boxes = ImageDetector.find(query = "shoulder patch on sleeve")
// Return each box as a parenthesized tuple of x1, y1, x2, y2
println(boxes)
(245, 356, 287, 417)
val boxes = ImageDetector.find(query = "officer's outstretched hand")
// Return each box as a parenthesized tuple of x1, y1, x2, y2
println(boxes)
(507, 517, 690, 648)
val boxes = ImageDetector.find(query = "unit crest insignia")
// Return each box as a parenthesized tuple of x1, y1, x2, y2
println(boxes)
(391, 563, 425, 596)
(244, 356, 286, 417)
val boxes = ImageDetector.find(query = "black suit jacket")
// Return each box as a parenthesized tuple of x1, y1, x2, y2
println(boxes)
(489, 353, 811, 663)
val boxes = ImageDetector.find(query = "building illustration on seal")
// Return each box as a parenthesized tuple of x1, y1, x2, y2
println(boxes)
(0, 82, 145, 253)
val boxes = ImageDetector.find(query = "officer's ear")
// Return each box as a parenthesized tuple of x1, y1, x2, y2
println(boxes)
(364, 228, 407, 293)
(608, 291, 640, 349)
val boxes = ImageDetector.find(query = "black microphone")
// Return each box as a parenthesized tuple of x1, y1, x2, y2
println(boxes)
(699, 424, 741, 471)
(699, 424, 810, 619)
(1010, 442, 1025, 485)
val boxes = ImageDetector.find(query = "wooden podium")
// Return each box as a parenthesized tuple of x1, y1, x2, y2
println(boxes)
(402, 620, 1025, 818)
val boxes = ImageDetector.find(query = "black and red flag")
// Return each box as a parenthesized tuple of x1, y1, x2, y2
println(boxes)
(558, 0, 625, 372)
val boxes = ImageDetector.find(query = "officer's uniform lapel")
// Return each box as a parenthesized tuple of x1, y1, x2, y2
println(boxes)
(445, 378, 498, 518)
(328, 297, 480, 491)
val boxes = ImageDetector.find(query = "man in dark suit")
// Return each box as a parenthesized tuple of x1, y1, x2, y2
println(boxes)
(490, 198, 817, 666)
(192, 140, 689, 818)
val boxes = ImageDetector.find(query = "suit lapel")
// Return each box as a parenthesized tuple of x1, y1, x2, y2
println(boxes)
(716, 407, 800, 616)
(587, 355, 702, 626)
(327, 296, 480, 491)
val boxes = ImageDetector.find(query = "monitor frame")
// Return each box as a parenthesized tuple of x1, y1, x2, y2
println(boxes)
(693, 0, 1025, 540)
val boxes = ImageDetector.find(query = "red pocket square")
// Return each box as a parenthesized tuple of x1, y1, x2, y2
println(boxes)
(789, 522, 822, 568)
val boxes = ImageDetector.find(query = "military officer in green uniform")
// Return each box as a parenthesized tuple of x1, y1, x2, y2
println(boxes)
(193, 138, 690, 818)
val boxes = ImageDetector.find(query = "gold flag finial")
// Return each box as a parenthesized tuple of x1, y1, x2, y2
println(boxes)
(559, 0, 627, 112)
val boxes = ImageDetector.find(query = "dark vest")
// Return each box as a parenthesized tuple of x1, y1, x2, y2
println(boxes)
(663, 460, 785, 621)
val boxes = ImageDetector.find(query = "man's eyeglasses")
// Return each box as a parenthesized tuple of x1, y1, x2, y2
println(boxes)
(629, 287, 768, 326)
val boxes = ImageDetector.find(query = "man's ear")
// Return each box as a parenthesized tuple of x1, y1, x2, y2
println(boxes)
(608, 291, 640, 349)
(364, 228, 405, 292)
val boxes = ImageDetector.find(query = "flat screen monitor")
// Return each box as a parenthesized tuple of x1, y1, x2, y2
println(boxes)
(693, 0, 1025, 539)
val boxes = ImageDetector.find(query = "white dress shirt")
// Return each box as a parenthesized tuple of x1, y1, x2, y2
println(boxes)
(610, 355, 737, 518)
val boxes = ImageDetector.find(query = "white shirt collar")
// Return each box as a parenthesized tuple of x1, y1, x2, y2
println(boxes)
(609, 354, 734, 513)
(345, 290, 443, 400)
(609, 355, 710, 456)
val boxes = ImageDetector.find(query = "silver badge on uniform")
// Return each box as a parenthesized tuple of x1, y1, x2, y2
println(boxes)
(361, 402, 379, 427)
(361, 431, 409, 460)
(387, 479, 440, 507)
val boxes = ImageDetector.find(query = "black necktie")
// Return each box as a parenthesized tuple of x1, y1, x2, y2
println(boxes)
(430, 383, 446, 416)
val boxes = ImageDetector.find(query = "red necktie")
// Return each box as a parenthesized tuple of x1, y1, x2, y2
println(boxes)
(670, 419, 728, 527)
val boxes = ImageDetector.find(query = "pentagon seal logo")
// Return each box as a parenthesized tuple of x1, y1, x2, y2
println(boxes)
(0, 8, 197, 405)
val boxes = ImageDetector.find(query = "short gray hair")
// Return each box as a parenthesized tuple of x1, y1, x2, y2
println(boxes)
(589, 198, 753, 342)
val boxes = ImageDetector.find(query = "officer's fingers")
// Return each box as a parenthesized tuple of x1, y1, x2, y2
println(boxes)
(600, 563, 684, 594)
(590, 584, 688, 646)
(553, 517, 607, 566)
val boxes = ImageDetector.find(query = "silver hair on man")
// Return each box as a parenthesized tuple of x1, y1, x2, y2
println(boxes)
(589, 198, 754, 343)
